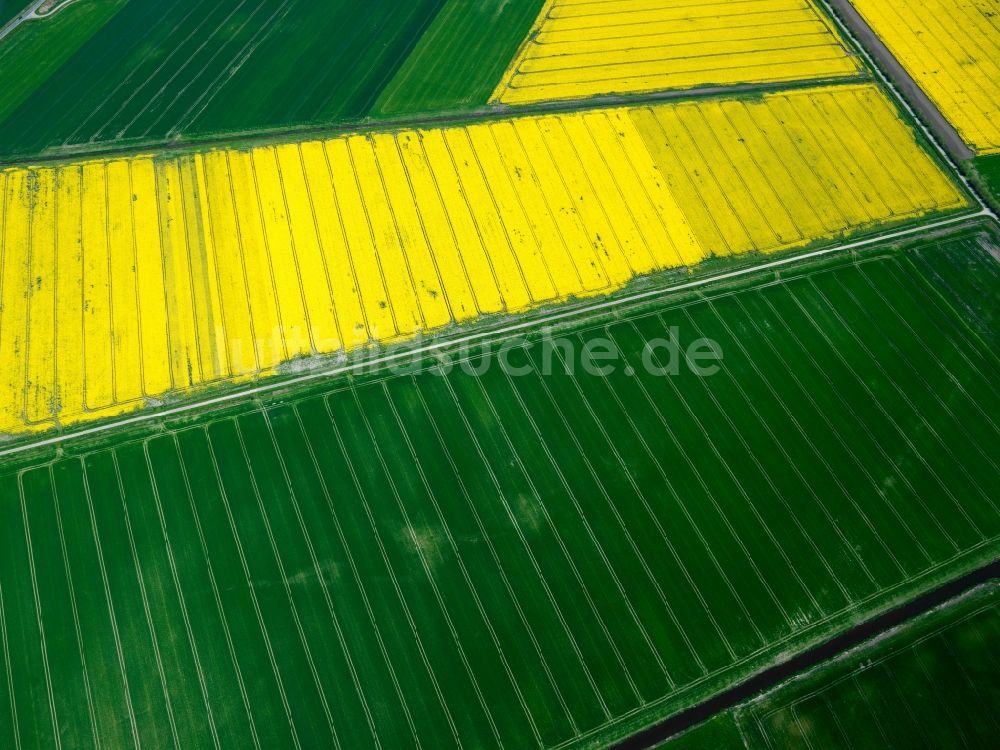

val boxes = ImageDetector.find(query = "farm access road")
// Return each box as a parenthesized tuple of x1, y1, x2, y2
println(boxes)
(0, 0, 71, 43)
(824, 0, 974, 163)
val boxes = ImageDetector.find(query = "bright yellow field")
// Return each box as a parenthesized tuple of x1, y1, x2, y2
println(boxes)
(850, 0, 1000, 154)
(491, 0, 862, 105)
(0, 82, 966, 435)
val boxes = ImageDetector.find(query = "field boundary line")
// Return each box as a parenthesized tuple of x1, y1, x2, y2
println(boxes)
(0, 210, 988, 459)
(0, 76, 874, 168)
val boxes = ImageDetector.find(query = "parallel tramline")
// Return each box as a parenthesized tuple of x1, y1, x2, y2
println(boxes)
(0, 83, 966, 437)
(492, 0, 861, 104)
(0, 2, 996, 748)
(2, 230, 999, 749)
(849, 0, 1000, 154)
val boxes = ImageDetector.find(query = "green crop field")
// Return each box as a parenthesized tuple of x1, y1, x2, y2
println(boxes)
(0, 0, 551, 159)
(655, 714, 746, 750)
(2, 224, 998, 749)
(0, 2, 996, 746)
(665, 580, 1000, 748)
(742, 581, 1000, 748)
(371, 0, 544, 117)
(0, 0, 449, 158)
(0, 0, 128, 127)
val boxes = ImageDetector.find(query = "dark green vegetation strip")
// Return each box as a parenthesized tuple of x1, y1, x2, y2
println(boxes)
(2, 228, 1000, 748)
(0, 0, 447, 158)
(372, 0, 545, 117)
(974, 154, 1000, 208)
(659, 580, 1000, 748)
(0, 0, 127, 125)
(652, 714, 746, 750)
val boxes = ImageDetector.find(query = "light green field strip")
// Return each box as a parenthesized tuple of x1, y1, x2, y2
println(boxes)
(372, 0, 545, 116)
(1, 226, 999, 748)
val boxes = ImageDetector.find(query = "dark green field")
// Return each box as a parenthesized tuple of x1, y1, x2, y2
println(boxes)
(0, 0, 549, 158)
(2, 224, 998, 749)
(0, 0, 127, 126)
(0, 0, 447, 157)
(667, 580, 1000, 748)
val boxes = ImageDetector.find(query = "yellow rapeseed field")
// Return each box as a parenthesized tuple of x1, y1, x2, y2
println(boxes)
(0, 83, 966, 435)
(849, 0, 1000, 154)
(491, 0, 862, 105)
